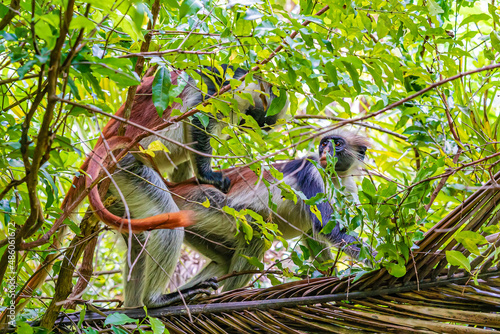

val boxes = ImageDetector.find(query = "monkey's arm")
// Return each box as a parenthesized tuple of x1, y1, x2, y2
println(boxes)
(189, 117, 231, 193)
(282, 158, 362, 259)
(310, 204, 361, 259)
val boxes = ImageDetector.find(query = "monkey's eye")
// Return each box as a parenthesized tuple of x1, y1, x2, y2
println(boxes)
(335, 141, 341, 147)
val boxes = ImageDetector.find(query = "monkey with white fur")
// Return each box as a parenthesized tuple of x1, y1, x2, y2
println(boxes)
(62, 65, 288, 308)
(129, 131, 370, 299)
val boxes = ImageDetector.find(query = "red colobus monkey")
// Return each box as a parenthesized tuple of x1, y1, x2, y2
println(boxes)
(120, 131, 369, 307)
(64, 65, 288, 230)
(61, 65, 287, 307)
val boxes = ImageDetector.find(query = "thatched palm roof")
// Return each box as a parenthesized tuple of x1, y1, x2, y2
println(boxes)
(54, 172, 500, 333)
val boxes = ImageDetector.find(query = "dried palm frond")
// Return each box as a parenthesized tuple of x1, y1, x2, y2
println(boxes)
(53, 172, 500, 333)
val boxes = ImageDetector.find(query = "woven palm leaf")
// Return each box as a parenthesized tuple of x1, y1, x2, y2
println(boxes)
(54, 172, 500, 333)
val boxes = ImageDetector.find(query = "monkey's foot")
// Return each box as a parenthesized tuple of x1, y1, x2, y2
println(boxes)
(198, 171, 231, 193)
(146, 278, 219, 308)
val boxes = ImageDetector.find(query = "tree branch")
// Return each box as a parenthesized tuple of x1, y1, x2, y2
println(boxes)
(0, 0, 20, 31)
(117, 0, 161, 136)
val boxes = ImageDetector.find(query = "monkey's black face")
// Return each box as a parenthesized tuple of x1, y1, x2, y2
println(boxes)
(319, 136, 367, 172)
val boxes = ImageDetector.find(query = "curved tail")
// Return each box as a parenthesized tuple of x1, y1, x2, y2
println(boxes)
(86, 136, 195, 233)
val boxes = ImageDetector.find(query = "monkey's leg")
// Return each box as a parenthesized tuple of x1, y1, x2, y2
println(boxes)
(181, 233, 233, 290)
(107, 204, 148, 308)
(121, 233, 147, 307)
(141, 228, 185, 308)
(141, 227, 220, 307)
(222, 238, 267, 291)
(108, 154, 185, 308)
(190, 118, 230, 193)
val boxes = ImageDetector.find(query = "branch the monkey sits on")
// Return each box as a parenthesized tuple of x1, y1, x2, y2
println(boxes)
(62, 65, 288, 307)
(120, 131, 369, 303)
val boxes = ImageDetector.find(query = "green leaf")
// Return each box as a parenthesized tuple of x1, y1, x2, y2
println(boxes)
(489, 3, 500, 25)
(171, 74, 189, 101)
(244, 8, 263, 20)
(361, 178, 376, 198)
(241, 255, 264, 270)
(290, 250, 303, 267)
(446, 250, 471, 272)
(240, 217, 254, 242)
(455, 231, 487, 255)
(386, 262, 406, 277)
(69, 16, 96, 31)
(78, 309, 86, 327)
(455, 231, 487, 245)
(304, 192, 326, 205)
(195, 113, 210, 128)
(267, 274, 281, 286)
(266, 87, 287, 117)
(376, 15, 390, 39)
(104, 313, 138, 326)
(111, 326, 129, 334)
(17, 59, 37, 78)
(179, 0, 202, 19)
(16, 321, 33, 334)
(90, 61, 140, 88)
(299, 244, 310, 259)
(324, 62, 338, 86)
(460, 13, 491, 27)
(491, 32, 500, 53)
(309, 205, 323, 224)
(427, 0, 444, 15)
(286, 64, 297, 83)
(149, 316, 168, 334)
(415, 163, 437, 181)
(0, 4, 9, 18)
(152, 68, 188, 117)
(320, 219, 337, 234)
(152, 67, 173, 117)
(65, 218, 81, 234)
(483, 225, 500, 234)
(341, 61, 361, 93)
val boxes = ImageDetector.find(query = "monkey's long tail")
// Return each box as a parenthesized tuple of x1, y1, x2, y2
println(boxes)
(86, 136, 195, 233)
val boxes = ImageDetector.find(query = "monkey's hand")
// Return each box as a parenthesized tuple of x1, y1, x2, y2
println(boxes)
(198, 171, 231, 193)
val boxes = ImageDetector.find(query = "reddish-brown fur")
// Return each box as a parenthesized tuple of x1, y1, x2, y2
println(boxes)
(170, 166, 271, 201)
(63, 71, 195, 232)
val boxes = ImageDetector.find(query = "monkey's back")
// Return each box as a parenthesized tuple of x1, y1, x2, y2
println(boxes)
(171, 161, 319, 243)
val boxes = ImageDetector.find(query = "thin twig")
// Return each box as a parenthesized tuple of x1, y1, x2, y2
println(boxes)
(294, 114, 408, 140)
(56, 97, 246, 159)
(425, 150, 462, 211)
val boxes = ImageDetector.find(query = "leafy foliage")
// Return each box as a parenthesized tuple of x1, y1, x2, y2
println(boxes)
(1, 0, 500, 330)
